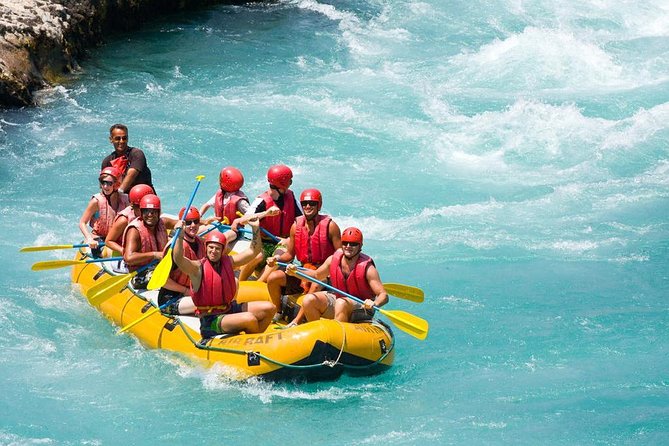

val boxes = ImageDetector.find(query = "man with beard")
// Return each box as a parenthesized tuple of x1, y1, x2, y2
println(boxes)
(285, 227, 388, 323)
(101, 123, 154, 194)
(265, 188, 341, 324)
(79, 167, 130, 258)
(172, 216, 276, 337)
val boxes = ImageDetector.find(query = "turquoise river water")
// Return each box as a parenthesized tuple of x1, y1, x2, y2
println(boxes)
(1, 0, 668, 444)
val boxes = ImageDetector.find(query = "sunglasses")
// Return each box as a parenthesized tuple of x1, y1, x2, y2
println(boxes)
(184, 219, 199, 226)
(112, 136, 128, 142)
(141, 208, 159, 214)
(99, 180, 114, 187)
(301, 200, 319, 207)
(342, 241, 360, 247)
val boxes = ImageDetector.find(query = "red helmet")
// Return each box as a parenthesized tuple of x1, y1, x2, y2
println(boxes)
(139, 194, 161, 210)
(129, 184, 154, 205)
(99, 166, 121, 181)
(178, 206, 200, 221)
(205, 231, 227, 247)
(341, 227, 363, 244)
(300, 188, 322, 210)
(267, 164, 293, 189)
(219, 166, 244, 192)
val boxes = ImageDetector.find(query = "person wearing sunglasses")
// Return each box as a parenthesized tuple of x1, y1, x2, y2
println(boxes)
(123, 194, 168, 288)
(157, 206, 205, 315)
(101, 123, 154, 195)
(103, 184, 155, 256)
(79, 167, 129, 258)
(265, 188, 342, 325)
(286, 227, 388, 323)
(236, 164, 302, 282)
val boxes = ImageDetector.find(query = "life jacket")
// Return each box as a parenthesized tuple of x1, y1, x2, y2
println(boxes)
(169, 236, 205, 288)
(329, 250, 376, 300)
(123, 218, 168, 272)
(114, 205, 136, 224)
(110, 156, 129, 177)
(191, 256, 237, 315)
(90, 193, 130, 238)
(214, 190, 248, 225)
(258, 190, 296, 238)
(294, 215, 334, 265)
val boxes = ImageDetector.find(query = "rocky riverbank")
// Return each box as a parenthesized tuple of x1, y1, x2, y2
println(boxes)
(0, 0, 229, 107)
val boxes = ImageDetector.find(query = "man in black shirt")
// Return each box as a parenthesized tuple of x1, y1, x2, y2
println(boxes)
(101, 124, 154, 194)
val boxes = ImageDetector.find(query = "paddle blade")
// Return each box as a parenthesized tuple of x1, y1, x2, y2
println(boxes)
(384, 283, 424, 303)
(87, 272, 135, 305)
(21, 244, 75, 252)
(380, 309, 429, 340)
(146, 248, 172, 290)
(119, 307, 159, 333)
(31, 259, 81, 271)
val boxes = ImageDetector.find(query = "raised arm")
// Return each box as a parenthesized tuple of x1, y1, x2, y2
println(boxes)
(231, 217, 262, 268)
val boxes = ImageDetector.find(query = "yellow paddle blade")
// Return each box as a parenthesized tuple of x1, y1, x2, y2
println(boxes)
(87, 272, 136, 305)
(235, 281, 271, 303)
(379, 308, 429, 340)
(146, 248, 173, 290)
(384, 283, 424, 303)
(31, 259, 83, 271)
(119, 307, 160, 333)
(21, 244, 76, 252)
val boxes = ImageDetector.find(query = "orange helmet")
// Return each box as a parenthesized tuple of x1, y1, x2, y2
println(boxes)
(178, 206, 201, 221)
(128, 184, 154, 205)
(219, 166, 244, 192)
(341, 227, 363, 244)
(267, 164, 293, 189)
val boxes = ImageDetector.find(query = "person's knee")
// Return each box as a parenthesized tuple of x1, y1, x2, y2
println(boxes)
(302, 293, 317, 307)
(267, 270, 286, 285)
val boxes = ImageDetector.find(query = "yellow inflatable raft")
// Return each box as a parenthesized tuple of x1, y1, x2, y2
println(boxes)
(70, 249, 395, 381)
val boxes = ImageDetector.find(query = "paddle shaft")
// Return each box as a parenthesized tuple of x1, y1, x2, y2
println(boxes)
(118, 297, 178, 333)
(21, 241, 106, 252)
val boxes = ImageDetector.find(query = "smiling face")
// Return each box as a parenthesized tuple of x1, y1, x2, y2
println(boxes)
(300, 200, 319, 220)
(109, 128, 128, 154)
(341, 241, 361, 259)
(99, 174, 116, 195)
(141, 208, 160, 227)
(205, 241, 224, 263)
(183, 218, 199, 238)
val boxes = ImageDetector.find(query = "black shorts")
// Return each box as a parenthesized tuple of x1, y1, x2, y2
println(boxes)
(199, 301, 244, 338)
(282, 274, 304, 296)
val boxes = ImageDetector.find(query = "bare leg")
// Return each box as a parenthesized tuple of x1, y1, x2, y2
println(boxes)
(238, 251, 265, 281)
(266, 269, 287, 308)
(303, 291, 331, 321)
(334, 298, 354, 322)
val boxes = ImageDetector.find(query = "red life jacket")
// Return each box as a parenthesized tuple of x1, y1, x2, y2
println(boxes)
(294, 215, 334, 265)
(214, 190, 248, 225)
(191, 256, 237, 314)
(90, 193, 130, 238)
(329, 250, 376, 300)
(258, 190, 296, 238)
(114, 205, 136, 224)
(110, 156, 128, 177)
(122, 218, 168, 272)
(169, 236, 205, 288)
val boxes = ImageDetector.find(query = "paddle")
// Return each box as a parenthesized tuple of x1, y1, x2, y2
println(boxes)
(21, 242, 105, 252)
(384, 283, 424, 303)
(118, 297, 178, 333)
(276, 262, 423, 303)
(147, 175, 205, 290)
(287, 268, 429, 340)
(31, 256, 123, 271)
(233, 210, 280, 242)
(86, 261, 156, 305)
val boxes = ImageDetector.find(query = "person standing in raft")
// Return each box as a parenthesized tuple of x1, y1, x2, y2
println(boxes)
(104, 183, 154, 256)
(157, 206, 205, 316)
(172, 217, 276, 338)
(266, 188, 342, 325)
(235, 164, 302, 281)
(123, 194, 168, 289)
(200, 166, 251, 226)
(101, 123, 154, 194)
(79, 167, 130, 258)
(285, 227, 388, 323)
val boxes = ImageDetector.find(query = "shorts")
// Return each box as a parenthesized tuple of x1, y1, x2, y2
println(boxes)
(199, 301, 244, 338)
(262, 240, 286, 259)
(323, 294, 375, 322)
(320, 292, 337, 319)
